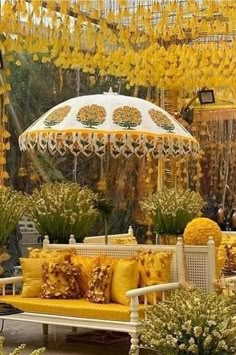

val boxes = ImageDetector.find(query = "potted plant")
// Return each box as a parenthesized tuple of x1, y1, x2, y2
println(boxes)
(132, 288, 236, 355)
(0, 186, 27, 273)
(27, 182, 98, 243)
(140, 189, 205, 244)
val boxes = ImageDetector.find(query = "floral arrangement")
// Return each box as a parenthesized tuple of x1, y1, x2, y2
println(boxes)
(149, 109, 175, 131)
(27, 182, 98, 243)
(134, 288, 236, 355)
(44, 105, 71, 127)
(112, 106, 142, 129)
(184, 217, 222, 247)
(0, 336, 45, 354)
(0, 186, 27, 246)
(77, 104, 106, 127)
(140, 189, 204, 235)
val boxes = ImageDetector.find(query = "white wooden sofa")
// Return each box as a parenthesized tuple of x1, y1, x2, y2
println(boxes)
(0, 236, 233, 354)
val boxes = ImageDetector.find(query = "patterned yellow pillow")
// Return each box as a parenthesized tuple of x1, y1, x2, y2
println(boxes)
(99, 255, 118, 271)
(86, 265, 113, 304)
(111, 237, 137, 245)
(20, 258, 45, 297)
(40, 259, 80, 299)
(221, 233, 236, 247)
(136, 250, 172, 304)
(111, 259, 139, 306)
(216, 246, 226, 279)
(70, 255, 100, 296)
(28, 248, 76, 261)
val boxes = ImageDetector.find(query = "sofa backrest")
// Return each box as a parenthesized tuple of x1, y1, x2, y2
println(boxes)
(42, 236, 216, 294)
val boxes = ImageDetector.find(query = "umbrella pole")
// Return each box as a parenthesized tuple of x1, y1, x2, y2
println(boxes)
(157, 158, 164, 190)
(73, 155, 78, 183)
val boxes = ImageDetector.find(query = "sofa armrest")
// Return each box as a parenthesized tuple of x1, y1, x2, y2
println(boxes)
(126, 282, 180, 299)
(0, 276, 23, 296)
(126, 282, 180, 323)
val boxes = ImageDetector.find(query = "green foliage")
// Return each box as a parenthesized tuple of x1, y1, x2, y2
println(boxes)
(134, 288, 236, 355)
(140, 189, 205, 234)
(27, 182, 98, 243)
(0, 186, 27, 245)
(0, 336, 45, 355)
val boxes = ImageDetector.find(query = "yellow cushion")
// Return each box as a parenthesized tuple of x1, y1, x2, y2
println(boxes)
(111, 237, 137, 244)
(111, 259, 139, 306)
(40, 259, 80, 299)
(221, 233, 236, 247)
(20, 258, 44, 298)
(0, 295, 145, 322)
(216, 246, 226, 279)
(99, 255, 118, 271)
(71, 255, 100, 296)
(86, 265, 113, 304)
(136, 250, 172, 304)
(28, 248, 76, 261)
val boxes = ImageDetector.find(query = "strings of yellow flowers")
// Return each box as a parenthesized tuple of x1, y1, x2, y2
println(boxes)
(0, 56, 11, 186)
(1, 0, 236, 93)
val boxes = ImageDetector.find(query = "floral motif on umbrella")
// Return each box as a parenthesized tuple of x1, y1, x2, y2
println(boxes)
(44, 106, 71, 127)
(149, 108, 175, 132)
(112, 106, 142, 129)
(77, 104, 106, 128)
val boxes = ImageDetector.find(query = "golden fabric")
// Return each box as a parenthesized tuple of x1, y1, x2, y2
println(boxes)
(111, 259, 139, 306)
(28, 248, 76, 261)
(0, 295, 145, 322)
(221, 233, 236, 247)
(136, 250, 172, 304)
(216, 246, 226, 279)
(99, 255, 118, 271)
(86, 265, 113, 304)
(111, 237, 137, 244)
(20, 258, 44, 297)
(70, 255, 100, 296)
(40, 259, 80, 299)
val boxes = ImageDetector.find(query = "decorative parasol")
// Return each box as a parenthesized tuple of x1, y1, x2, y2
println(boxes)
(19, 91, 199, 160)
(19, 91, 201, 230)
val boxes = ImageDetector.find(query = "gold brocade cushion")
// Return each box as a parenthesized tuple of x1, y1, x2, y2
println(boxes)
(40, 259, 80, 299)
(20, 258, 45, 297)
(28, 248, 76, 261)
(70, 255, 100, 296)
(111, 237, 137, 245)
(86, 265, 113, 304)
(216, 246, 226, 279)
(221, 233, 236, 247)
(99, 255, 118, 271)
(136, 250, 172, 304)
(111, 259, 139, 306)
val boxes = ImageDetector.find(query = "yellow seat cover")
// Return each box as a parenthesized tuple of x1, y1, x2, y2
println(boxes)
(0, 295, 145, 322)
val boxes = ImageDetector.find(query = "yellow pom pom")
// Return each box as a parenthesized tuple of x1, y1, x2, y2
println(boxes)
(184, 217, 222, 247)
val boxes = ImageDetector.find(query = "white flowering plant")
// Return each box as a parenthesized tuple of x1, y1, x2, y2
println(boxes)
(28, 182, 98, 243)
(0, 186, 27, 246)
(0, 336, 45, 355)
(140, 189, 204, 235)
(133, 288, 236, 355)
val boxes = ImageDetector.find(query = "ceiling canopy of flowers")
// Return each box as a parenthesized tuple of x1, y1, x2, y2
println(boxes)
(0, 0, 236, 92)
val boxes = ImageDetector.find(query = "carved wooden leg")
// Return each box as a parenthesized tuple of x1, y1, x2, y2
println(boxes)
(129, 332, 139, 355)
(42, 324, 48, 335)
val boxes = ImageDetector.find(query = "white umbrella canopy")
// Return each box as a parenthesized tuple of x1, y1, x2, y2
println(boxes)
(19, 91, 199, 159)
